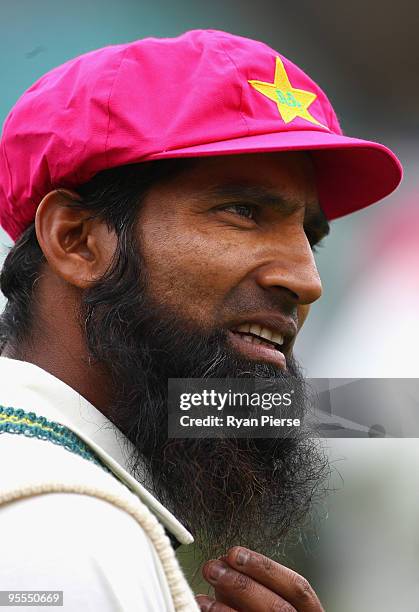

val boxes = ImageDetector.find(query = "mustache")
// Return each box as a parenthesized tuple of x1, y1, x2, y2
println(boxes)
(222, 285, 299, 324)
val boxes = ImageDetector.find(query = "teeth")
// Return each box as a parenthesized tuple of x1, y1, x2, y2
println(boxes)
(271, 332, 284, 346)
(259, 327, 273, 342)
(250, 324, 261, 336)
(234, 323, 285, 347)
(237, 323, 251, 333)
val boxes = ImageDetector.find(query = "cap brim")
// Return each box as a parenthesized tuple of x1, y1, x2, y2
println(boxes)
(146, 130, 402, 220)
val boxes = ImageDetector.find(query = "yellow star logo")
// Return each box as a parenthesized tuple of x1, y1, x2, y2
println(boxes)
(248, 56, 327, 128)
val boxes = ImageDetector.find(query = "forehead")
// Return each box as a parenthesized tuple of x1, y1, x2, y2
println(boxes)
(158, 151, 318, 207)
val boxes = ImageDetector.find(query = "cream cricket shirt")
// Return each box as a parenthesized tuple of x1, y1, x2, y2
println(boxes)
(0, 357, 199, 612)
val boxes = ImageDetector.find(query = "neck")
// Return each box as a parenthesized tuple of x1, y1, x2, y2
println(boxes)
(1, 337, 113, 418)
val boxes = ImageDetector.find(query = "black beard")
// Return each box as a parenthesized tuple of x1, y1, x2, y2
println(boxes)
(78, 240, 329, 560)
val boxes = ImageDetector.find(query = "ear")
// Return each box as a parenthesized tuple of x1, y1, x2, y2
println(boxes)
(35, 189, 118, 289)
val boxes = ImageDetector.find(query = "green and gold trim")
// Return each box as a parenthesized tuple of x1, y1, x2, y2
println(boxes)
(0, 405, 110, 472)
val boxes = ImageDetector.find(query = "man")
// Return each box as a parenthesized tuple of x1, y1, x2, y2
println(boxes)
(0, 29, 401, 611)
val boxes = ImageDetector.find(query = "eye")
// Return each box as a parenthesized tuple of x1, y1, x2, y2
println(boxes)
(220, 204, 256, 220)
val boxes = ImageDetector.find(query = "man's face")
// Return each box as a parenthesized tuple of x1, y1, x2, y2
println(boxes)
(137, 151, 327, 368)
(80, 151, 330, 559)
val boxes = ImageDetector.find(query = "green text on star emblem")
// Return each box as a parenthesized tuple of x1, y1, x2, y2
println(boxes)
(248, 56, 326, 127)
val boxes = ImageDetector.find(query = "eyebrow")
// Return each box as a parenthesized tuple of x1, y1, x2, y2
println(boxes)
(200, 183, 330, 239)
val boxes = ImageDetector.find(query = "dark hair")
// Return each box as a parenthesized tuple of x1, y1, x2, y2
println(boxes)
(0, 158, 194, 354)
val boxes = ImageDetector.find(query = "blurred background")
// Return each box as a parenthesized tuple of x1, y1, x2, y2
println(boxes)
(0, 1, 418, 609)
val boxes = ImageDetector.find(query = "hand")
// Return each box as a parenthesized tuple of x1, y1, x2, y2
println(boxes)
(196, 546, 324, 611)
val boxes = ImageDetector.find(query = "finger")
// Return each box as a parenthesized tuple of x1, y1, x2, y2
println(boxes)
(214, 588, 297, 612)
(196, 594, 237, 611)
(225, 547, 324, 611)
(203, 560, 297, 612)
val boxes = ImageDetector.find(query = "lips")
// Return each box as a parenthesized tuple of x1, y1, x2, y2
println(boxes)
(231, 323, 284, 350)
(227, 329, 287, 369)
(226, 316, 296, 370)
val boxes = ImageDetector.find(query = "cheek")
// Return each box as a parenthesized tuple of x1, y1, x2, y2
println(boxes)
(288, 306, 311, 352)
(297, 305, 311, 330)
(139, 223, 247, 324)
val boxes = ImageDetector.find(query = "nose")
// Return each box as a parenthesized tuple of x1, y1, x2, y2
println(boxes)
(253, 235, 323, 306)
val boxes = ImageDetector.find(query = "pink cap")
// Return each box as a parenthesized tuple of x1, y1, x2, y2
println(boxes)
(0, 29, 402, 241)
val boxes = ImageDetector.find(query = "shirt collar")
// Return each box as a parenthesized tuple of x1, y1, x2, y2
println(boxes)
(0, 356, 193, 546)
